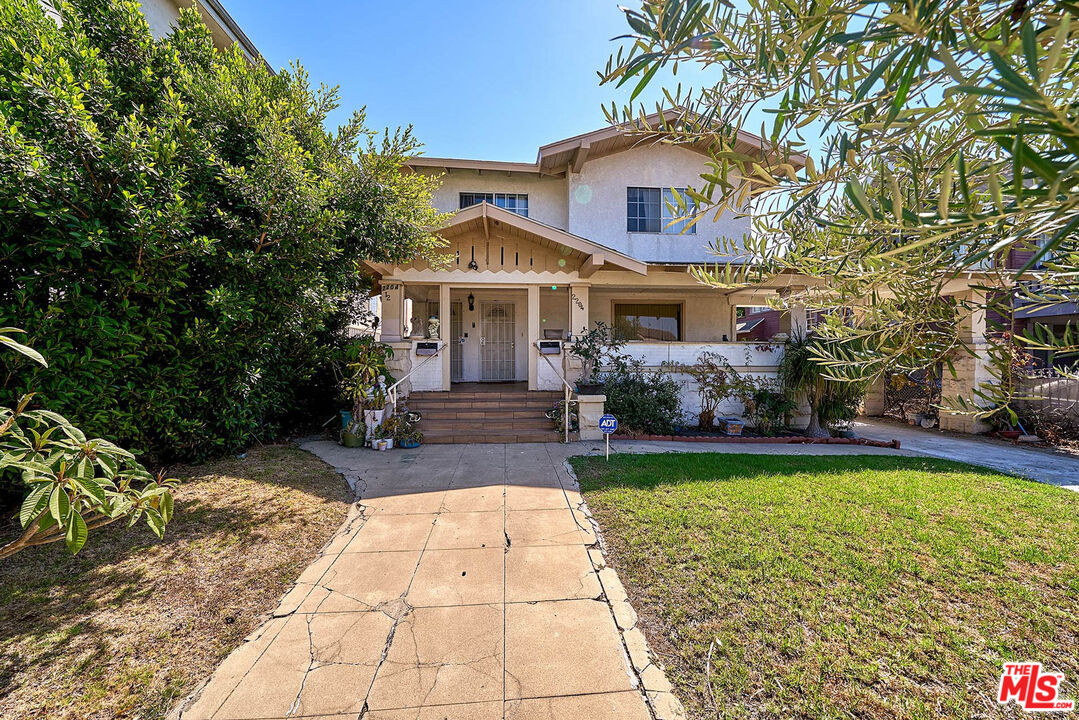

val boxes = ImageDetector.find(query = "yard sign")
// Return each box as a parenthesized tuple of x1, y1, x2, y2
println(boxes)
(599, 414, 617, 461)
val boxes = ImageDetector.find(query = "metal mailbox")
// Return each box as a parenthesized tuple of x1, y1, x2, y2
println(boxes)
(538, 340, 563, 355)
(415, 341, 439, 356)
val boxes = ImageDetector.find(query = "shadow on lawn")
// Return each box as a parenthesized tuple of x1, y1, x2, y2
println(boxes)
(0, 445, 353, 701)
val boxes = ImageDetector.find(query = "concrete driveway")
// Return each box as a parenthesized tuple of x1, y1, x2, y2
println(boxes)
(855, 418, 1079, 491)
(178, 441, 673, 720)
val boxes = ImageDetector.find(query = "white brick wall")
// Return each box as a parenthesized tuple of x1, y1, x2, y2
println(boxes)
(408, 341, 445, 392)
(609, 342, 785, 428)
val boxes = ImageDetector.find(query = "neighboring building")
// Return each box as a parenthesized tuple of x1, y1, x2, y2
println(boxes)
(42, 0, 262, 63)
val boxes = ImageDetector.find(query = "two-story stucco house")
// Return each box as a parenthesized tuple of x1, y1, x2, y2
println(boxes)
(361, 120, 824, 441)
(366, 118, 1007, 442)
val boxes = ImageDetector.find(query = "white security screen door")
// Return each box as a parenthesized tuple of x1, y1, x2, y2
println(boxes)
(450, 301, 463, 382)
(480, 302, 515, 381)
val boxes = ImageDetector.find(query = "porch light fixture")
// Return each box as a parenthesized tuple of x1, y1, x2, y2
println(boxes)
(467, 293, 475, 311)
(468, 259, 479, 270)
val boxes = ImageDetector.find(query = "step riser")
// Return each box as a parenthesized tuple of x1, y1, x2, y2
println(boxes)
(403, 399, 556, 410)
(419, 410, 554, 420)
(407, 397, 561, 403)
(419, 421, 553, 431)
(425, 434, 561, 444)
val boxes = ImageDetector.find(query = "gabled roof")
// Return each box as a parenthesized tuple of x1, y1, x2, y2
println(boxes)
(438, 202, 647, 276)
(406, 110, 806, 176)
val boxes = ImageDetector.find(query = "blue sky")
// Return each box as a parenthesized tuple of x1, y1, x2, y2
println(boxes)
(221, 0, 716, 162)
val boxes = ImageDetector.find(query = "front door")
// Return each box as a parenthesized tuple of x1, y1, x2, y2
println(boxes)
(450, 301, 463, 382)
(480, 302, 515, 381)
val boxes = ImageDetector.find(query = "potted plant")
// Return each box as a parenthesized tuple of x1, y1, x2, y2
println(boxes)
(392, 412, 423, 448)
(341, 421, 365, 448)
(396, 427, 423, 449)
(569, 321, 625, 395)
(337, 338, 394, 447)
(667, 351, 734, 429)
(363, 384, 387, 441)
(372, 419, 394, 450)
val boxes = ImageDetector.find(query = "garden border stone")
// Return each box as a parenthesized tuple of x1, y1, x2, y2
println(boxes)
(564, 459, 689, 720)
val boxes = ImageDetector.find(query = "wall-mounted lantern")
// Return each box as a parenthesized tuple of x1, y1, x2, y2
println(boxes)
(467, 293, 475, 311)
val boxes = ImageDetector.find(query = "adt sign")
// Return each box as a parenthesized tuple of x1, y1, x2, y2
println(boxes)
(599, 414, 617, 461)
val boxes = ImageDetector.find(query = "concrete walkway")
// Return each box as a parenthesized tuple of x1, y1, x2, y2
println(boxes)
(855, 418, 1079, 491)
(182, 432, 1070, 720)
(180, 441, 674, 720)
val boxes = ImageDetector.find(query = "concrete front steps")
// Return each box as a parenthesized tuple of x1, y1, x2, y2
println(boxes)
(404, 389, 563, 444)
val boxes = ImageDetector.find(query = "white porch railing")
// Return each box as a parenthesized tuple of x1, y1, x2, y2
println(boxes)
(613, 341, 785, 370)
(535, 343, 577, 444)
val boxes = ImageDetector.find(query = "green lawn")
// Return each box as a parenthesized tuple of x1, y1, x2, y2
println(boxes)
(571, 454, 1079, 720)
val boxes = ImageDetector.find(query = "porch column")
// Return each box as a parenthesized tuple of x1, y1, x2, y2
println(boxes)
(780, 302, 808, 338)
(565, 282, 590, 385)
(439, 283, 451, 391)
(527, 285, 540, 390)
(379, 280, 406, 342)
(569, 282, 590, 337)
(940, 288, 993, 433)
(862, 374, 887, 416)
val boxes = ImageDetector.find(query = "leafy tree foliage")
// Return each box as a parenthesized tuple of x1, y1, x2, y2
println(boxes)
(0, 0, 444, 462)
(602, 0, 1079, 421)
(1, 328, 176, 560)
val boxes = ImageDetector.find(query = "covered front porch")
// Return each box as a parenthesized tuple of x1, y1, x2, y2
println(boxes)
(365, 203, 809, 402)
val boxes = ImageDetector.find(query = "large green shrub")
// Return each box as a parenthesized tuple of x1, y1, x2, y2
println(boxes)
(0, 0, 443, 462)
(601, 362, 682, 435)
(779, 334, 867, 437)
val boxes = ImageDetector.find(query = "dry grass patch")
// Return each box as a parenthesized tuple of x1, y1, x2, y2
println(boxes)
(572, 453, 1079, 720)
(0, 444, 353, 720)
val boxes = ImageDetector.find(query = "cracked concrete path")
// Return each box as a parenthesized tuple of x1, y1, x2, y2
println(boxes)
(177, 441, 673, 720)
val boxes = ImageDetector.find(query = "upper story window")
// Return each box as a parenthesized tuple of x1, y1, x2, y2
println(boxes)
(460, 192, 528, 217)
(627, 187, 696, 234)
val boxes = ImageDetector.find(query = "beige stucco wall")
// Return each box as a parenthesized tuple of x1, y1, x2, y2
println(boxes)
(137, 0, 181, 38)
(418, 168, 568, 230)
(539, 287, 569, 338)
(589, 287, 733, 342)
(567, 144, 750, 263)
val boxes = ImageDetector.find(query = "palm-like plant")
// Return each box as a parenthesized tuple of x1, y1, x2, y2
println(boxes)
(779, 334, 868, 438)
